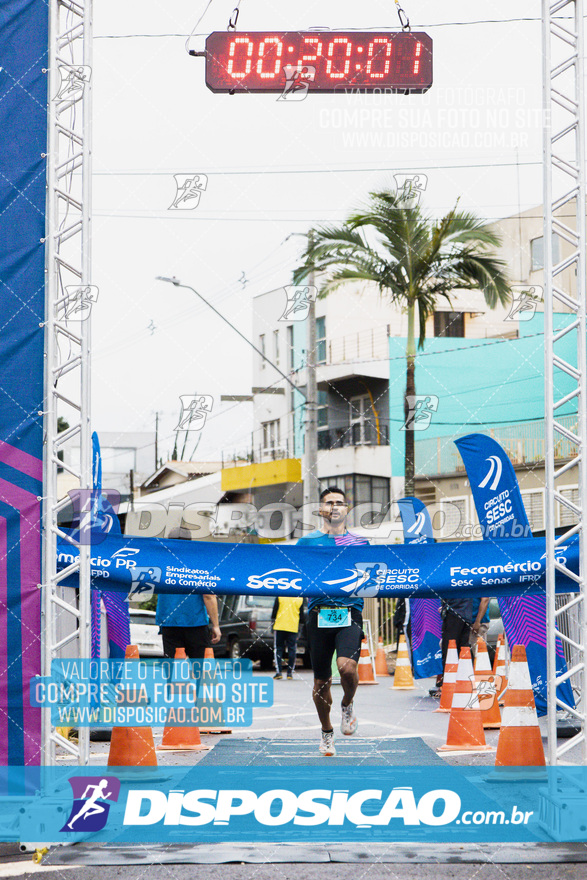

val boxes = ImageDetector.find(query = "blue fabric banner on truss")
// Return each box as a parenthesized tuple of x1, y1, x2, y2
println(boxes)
(57, 531, 581, 601)
(0, 0, 48, 766)
(455, 433, 574, 716)
(397, 497, 443, 679)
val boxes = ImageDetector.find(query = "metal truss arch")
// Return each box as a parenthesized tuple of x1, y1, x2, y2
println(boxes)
(542, 0, 587, 764)
(43, 0, 93, 765)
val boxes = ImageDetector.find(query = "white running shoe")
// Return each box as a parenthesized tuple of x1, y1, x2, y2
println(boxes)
(319, 729, 337, 757)
(340, 701, 358, 736)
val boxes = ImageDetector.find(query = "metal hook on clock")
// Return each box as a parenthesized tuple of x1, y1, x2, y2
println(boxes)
(394, 0, 411, 32)
(227, 6, 240, 31)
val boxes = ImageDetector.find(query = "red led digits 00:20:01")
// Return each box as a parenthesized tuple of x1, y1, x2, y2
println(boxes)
(204, 31, 432, 94)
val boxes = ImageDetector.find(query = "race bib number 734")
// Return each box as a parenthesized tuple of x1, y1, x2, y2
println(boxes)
(317, 607, 351, 628)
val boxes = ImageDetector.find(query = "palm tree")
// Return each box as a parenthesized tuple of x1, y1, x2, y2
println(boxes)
(293, 189, 511, 496)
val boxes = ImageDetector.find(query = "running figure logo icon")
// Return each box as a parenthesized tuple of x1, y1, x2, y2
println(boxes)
(169, 174, 208, 210)
(505, 285, 541, 322)
(128, 566, 162, 602)
(278, 65, 315, 101)
(401, 395, 439, 431)
(56, 65, 91, 101)
(60, 285, 99, 321)
(60, 776, 120, 832)
(278, 285, 317, 321)
(466, 674, 503, 711)
(174, 394, 214, 431)
(393, 173, 428, 208)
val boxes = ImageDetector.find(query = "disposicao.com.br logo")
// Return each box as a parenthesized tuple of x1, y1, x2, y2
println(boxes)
(8, 765, 559, 844)
(122, 786, 533, 829)
(61, 776, 121, 832)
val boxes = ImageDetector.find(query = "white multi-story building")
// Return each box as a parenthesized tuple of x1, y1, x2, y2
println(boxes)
(221, 203, 578, 539)
(238, 269, 523, 528)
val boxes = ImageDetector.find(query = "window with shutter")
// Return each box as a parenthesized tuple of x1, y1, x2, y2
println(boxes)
(560, 487, 579, 527)
(522, 490, 544, 531)
(440, 497, 467, 539)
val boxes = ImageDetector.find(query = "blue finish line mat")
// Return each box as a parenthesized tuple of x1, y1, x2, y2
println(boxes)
(199, 736, 445, 766)
(43, 841, 587, 865)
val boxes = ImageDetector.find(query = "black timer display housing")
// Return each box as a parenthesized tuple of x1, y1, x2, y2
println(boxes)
(204, 31, 433, 94)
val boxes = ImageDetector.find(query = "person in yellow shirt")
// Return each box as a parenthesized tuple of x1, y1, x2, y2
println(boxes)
(271, 597, 304, 680)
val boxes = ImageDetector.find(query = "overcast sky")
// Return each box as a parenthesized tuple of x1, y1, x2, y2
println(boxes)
(89, 0, 543, 467)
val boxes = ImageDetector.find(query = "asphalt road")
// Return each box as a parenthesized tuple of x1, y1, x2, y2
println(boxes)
(4, 669, 586, 877)
(61, 666, 579, 767)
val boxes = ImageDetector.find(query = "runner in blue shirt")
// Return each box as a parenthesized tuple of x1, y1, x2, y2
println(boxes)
(156, 528, 221, 658)
(296, 487, 369, 757)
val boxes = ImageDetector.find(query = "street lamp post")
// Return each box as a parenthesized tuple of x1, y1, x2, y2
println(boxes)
(284, 230, 320, 510)
(303, 232, 320, 510)
(156, 276, 305, 398)
(157, 272, 318, 507)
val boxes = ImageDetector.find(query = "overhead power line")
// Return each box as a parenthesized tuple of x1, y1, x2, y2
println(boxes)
(93, 18, 551, 40)
(93, 161, 541, 177)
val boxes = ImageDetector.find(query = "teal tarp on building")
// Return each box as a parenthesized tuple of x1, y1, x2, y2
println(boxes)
(389, 314, 578, 476)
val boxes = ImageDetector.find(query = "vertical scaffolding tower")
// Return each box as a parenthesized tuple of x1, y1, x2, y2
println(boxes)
(542, 0, 587, 763)
(43, 0, 93, 765)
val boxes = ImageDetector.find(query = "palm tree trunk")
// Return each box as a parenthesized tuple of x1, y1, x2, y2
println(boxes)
(404, 301, 416, 497)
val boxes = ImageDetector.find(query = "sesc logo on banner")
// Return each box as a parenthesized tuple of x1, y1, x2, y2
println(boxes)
(323, 563, 420, 597)
(246, 569, 303, 591)
(323, 562, 387, 598)
(479, 455, 503, 492)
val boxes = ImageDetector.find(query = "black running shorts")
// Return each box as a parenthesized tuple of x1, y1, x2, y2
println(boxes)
(161, 624, 211, 659)
(306, 606, 364, 680)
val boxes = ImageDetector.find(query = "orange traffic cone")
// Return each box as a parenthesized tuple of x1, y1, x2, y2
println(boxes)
(495, 644, 545, 768)
(358, 638, 378, 685)
(474, 638, 502, 729)
(474, 637, 492, 675)
(199, 645, 232, 735)
(158, 648, 210, 751)
(438, 647, 494, 754)
(392, 634, 414, 689)
(108, 645, 158, 767)
(493, 634, 505, 672)
(494, 635, 508, 700)
(435, 640, 458, 713)
(375, 637, 390, 677)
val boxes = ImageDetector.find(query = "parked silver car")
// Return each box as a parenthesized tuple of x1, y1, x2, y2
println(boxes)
(129, 608, 164, 657)
(485, 598, 505, 664)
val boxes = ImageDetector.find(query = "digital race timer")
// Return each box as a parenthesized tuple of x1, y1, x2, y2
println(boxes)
(204, 31, 432, 94)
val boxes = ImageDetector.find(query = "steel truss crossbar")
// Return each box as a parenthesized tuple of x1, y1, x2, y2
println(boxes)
(543, 0, 587, 764)
(43, 0, 93, 765)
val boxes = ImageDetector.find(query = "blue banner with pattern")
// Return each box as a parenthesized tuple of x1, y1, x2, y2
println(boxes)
(0, 0, 48, 768)
(397, 498, 442, 679)
(454, 433, 574, 716)
(56, 531, 581, 601)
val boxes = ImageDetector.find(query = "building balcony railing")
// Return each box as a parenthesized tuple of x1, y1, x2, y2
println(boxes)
(325, 326, 390, 364)
(323, 325, 519, 367)
(415, 413, 579, 475)
(222, 442, 290, 467)
(259, 445, 290, 461)
(223, 421, 391, 467)
(318, 422, 389, 450)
